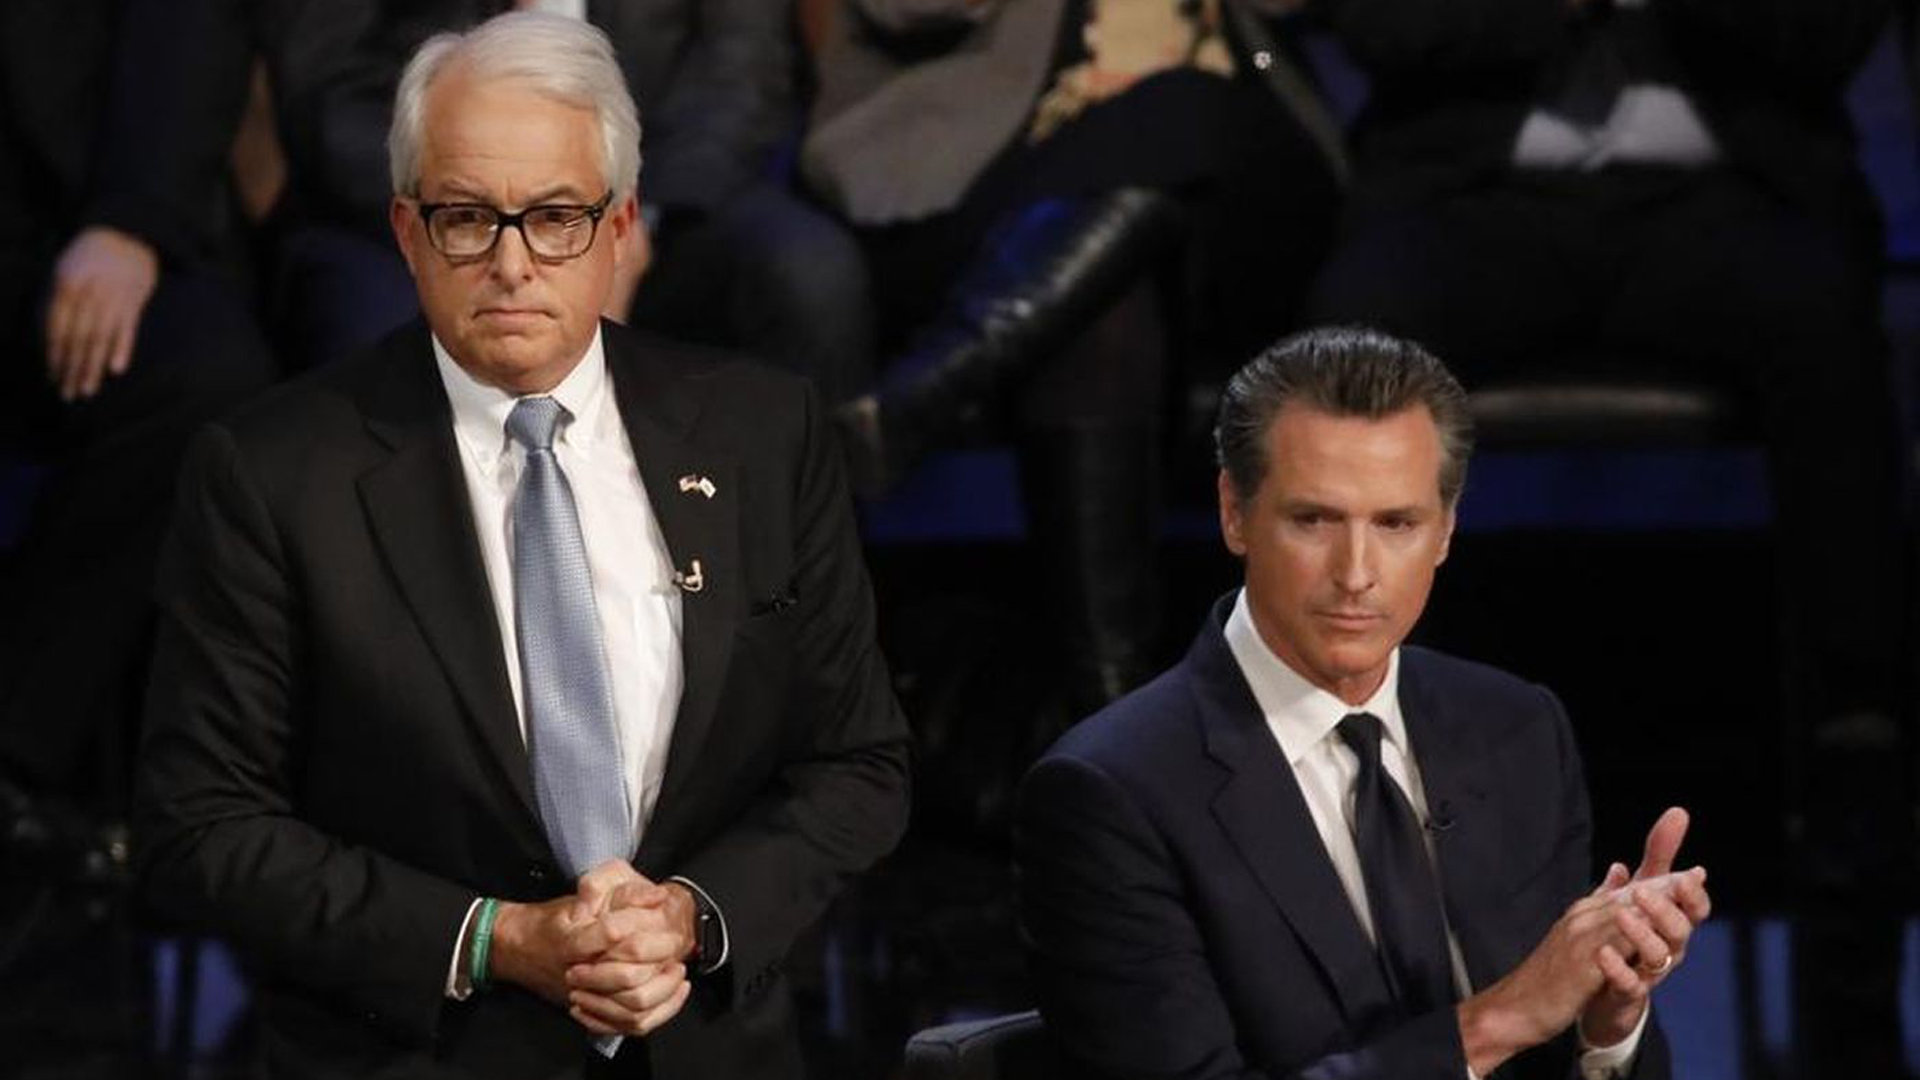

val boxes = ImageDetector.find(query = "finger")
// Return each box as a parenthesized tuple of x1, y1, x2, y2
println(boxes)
(80, 315, 117, 398)
(569, 1002, 622, 1037)
(598, 928, 686, 964)
(1595, 943, 1644, 997)
(1633, 887, 1696, 948)
(564, 916, 617, 960)
(70, 335, 110, 401)
(1635, 806, 1690, 879)
(570, 987, 638, 1031)
(576, 859, 641, 912)
(1613, 906, 1669, 974)
(63, 294, 116, 400)
(108, 306, 138, 375)
(1590, 861, 1630, 897)
(566, 959, 663, 994)
(1673, 873, 1712, 924)
(54, 317, 95, 401)
(633, 978, 692, 1036)
(609, 879, 669, 910)
(607, 964, 685, 1013)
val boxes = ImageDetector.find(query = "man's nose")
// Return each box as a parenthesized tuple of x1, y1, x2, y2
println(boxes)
(488, 222, 536, 283)
(1332, 524, 1377, 593)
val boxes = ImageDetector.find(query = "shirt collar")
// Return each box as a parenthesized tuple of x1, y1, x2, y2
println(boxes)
(432, 326, 615, 464)
(1222, 587, 1406, 766)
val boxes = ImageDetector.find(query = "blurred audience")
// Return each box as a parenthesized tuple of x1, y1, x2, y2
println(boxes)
(1305, 1, 1913, 1074)
(804, 0, 1345, 712)
(267, 0, 869, 399)
(0, 0, 275, 1071)
(0, 0, 273, 836)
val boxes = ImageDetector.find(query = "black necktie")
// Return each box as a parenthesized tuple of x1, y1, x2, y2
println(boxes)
(1338, 713, 1458, 1017)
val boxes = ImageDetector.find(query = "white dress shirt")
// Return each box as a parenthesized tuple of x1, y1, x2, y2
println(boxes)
(1511, 0, 1720, 171)
(434, 330, 728, 998)
(436, 329, 683, 828)
(1222, 590, 1642, 1079)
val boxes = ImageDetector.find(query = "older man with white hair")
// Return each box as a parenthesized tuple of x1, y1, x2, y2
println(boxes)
(135, 13, 910, 1078)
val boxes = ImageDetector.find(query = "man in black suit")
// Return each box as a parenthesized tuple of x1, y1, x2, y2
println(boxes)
(1305, 4, 1910, 1071)
(134, 12, 909, 1078)
(1016, 327, 1711, 1079)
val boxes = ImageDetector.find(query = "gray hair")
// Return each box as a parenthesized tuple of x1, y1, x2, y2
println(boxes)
(1215, 326, 1475, 508)
(388, 11, 641, 198)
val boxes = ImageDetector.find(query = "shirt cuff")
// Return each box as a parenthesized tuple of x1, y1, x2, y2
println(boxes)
(667, 874, 730, 974)
(1578, 1004, 1649, 1079)
(444, 897, 484, 1000)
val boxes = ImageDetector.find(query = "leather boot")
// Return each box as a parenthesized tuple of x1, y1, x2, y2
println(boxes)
(1018, 424, 1163, 720)
(837, 187, 1185, 496)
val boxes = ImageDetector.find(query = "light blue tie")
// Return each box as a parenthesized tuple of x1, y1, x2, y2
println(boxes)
(507, 397, 633, 880)
(509, 398, 631, 1057)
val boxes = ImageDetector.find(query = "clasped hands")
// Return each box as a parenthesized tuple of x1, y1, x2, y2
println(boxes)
(1459, 807, 1713, 1076)
(488, 860, 697, 1037)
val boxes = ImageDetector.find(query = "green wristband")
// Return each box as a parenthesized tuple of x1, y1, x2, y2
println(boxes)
(470, 898, 500, 992)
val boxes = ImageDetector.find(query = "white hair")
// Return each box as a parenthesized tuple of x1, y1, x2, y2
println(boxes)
(387, 11, 641, 198)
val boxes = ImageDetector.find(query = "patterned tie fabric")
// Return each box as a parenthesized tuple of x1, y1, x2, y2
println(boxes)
(1337, 712, 1457, 1018)
(507, 397, 632, 879)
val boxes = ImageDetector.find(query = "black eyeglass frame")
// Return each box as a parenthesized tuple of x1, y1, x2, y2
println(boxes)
(413, 190, 616, 261)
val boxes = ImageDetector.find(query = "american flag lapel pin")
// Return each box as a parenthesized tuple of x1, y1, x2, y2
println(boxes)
(677, 474, 717, 499)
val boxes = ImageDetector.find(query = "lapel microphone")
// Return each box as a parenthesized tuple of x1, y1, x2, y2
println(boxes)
(672, 558, 705, 594)
(1425, 800, 1456, 834)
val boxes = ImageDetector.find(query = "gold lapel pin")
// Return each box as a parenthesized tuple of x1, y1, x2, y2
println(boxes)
(677, 474, 717, 499)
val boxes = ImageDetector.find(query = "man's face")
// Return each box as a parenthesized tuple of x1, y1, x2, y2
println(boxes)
(390, 65, 643, 394)
(1218, 403, 1456, 705)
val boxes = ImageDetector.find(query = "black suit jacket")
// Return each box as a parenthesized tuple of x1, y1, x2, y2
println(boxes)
(1326, 0, 1890, 249)
(1015, 597, 1670, 1080)
(270, 0, 798, 237)
(134, 320, 911, 1079)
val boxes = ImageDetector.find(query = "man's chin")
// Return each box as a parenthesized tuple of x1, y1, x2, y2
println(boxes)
(459, 336, 571, 393)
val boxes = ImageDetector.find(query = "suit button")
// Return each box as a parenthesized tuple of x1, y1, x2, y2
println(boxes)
(528, 864, 549, 884)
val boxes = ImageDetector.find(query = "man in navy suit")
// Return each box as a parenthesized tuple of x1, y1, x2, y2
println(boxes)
(1016, 326, 1711, 1079)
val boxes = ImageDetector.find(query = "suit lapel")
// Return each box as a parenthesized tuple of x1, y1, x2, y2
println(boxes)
(1190, 601, 1394, 1028)
(354, 327, 543, 840)
(1398, 649, 1506, 990)
(603, 328, 741, 852)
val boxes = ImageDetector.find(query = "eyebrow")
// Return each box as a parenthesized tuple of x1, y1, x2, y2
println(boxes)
(1278, 499, 1432, 519)
(425, 181, 596, 205)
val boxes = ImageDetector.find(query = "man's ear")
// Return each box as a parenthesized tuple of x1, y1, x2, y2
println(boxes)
(611, 192, 649, 277)
(1435, 505, 1456, 567)
(390, 196, 422, 276)
(1218, 470, 1248, 557)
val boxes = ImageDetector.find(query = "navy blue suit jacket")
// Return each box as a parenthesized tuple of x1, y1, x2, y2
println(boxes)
(1015, 595, 1671, 1080)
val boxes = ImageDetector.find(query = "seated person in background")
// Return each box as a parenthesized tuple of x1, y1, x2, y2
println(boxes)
(1305, 2, 1910, 1070)
(0, 0, 272, 861)
(804, 0, 1346, 711)
(0, 0, 274, 1067)
(268, 0, 869, 402)
(135, 13, 909, 1077)
(1017, 327, 1710, 1080)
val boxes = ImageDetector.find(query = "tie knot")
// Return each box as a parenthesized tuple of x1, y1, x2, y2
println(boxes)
(1337, 712, 1386, 767)
(507, 396, 568, 451)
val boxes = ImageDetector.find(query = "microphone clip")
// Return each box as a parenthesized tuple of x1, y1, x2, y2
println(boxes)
(672, 558, 705, 594)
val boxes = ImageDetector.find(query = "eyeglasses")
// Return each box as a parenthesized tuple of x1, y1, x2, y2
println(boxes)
(414, 191, 614, 261)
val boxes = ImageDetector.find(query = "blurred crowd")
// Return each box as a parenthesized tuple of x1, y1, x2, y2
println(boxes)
(0, 0, 1914, 1076)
